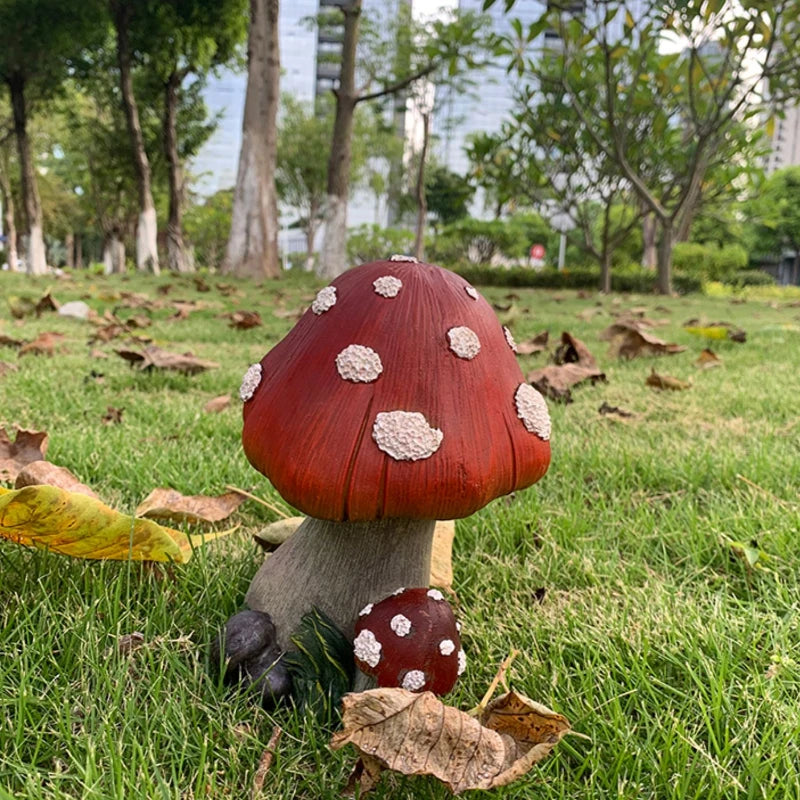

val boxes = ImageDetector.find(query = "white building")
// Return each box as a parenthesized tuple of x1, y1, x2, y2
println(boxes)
(765, 106, 800, 174)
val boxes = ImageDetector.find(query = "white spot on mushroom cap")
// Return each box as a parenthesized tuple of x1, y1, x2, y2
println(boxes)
(504, 326, 517, 353)
(239, 363, 262, 402)
(390, 614, 412, 637)
(426, 589, 444, 601)
(373, 411, 443, 461)
(312, 286, 337, 314)
(465, 286, 479, 300)
(402, 669, 426, 691)
(389, 254, 418, 262)
(514, 383, 551, 441)
(373, 275, 402, 298)
(439, 639, 456, 656)
(336, 344, 383, 383)
(457, 649, 467, 676)
(358, 603, 373, 617)
(447, 327, 481, 360)
(392, 587, 405, 596)
(354, 629, 382, 668)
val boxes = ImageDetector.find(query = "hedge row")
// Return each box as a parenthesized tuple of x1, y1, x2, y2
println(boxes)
(451, 266, 703, 294)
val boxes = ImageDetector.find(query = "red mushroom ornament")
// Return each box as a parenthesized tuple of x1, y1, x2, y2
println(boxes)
(239, 256, 551, 651)
(353, 587, 464, 695)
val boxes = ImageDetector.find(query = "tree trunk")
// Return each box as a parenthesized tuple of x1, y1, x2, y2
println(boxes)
(164, 71, 194, 273)
(641, 213, 657, 270)
(224, 0, 281, 279)
(318, 0, 362, 280)
(112, 0, 160, 275)
(8, 75, 46, 275)
(305, 198, 319, 271)
(103, 232, 126, 274)
(656, 222, 673, 295)
(600, 251, 612, 294)
(793, 252, 800, 286)
(245, 516, 435, 650)
(412, 112, 430, 261)
(65, 232, 74, 269)
(75, 234, 83, 269)
(0, 167, 18, 272)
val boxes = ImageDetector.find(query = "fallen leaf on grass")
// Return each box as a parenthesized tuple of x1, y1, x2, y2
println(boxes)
(0, 427, 49, 483)
(102, 406, 124, 424)
(227, 310, 262, 329)
(14, 460, 99, 498)
(601, 321, 685, 359)
(576, 307, 602, 322)
(0, 361, 18, 376)
(515, 330, 549, 355)
(598, 401, 636, 419)
(35, 292, 60, 316)
(135, 488, 245, 524)
(117, 631, 145, 655)
(253, 516, 305, 550)
(19, 332, 66, 357)
(695, 348, 722, 368)
(115, 345, 219, 374)
(527, 364, 606, 403)
(203, 394, 231, 413)
(684, 322, 746, 343)
(0, 333, 24, 348)
(0, 484, 233, 562)
(331, 689, 570, 795)
(645, 369, 691, 391)
(553, 331, 597, 368)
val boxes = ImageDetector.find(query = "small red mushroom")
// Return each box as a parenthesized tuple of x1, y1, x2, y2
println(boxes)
(353, 587, 463, 695)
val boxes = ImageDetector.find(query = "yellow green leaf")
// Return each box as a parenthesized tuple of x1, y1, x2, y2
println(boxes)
(0, 484, 235, 562)
(684, 326, 730, 340)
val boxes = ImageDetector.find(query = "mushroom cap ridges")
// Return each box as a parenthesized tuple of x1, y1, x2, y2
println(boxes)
(353, 587, 461, 695)
(242, 258, 550, 521)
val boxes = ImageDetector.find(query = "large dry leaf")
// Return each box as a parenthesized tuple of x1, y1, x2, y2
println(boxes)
(0, 427, 49, 483)
(14, 460, 98, 498)
(601, 322, 686, 359)
(515, 330, 549, 355)
(527, 364, 606, 403)
(115, 345, 219, 374)
(203, 394, 231, 413)
(227, 310, 262, 329)
(0, 333, 24, 348)
(684, 323, 746, 343)
(553, 331, 597, 368)
(18, 332, 65, 357)
(695, 348, 722, 369)
(253, 516, 306, 550)
(135, 488, 245, 524)
(331, 689, 570, 795)
(0, 484, 232, 561)
(646, 369, 691, 391)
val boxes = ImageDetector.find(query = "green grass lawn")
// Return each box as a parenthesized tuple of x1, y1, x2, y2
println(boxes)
(1, 268, 799, 799)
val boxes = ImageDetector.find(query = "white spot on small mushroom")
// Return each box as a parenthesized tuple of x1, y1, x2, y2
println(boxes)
(456, 621, 462, 632)
(311, 286, 337, 314)
(402, 669, 426, 691)
(353, 629, 382, 668)
(373, 275, 403, 298)
(514, 383, 551, 441)
(373, 411, 443, 461)
(504, 326, 517, 353)
(390, 614, 412, 637)
(439, 639, 456, 656)
(426, 589, 444, 601)
(239, 363, 262, 402)
(457, 649, 467, 676)
(465, 285, 479, 300)
(447, 326, 481, 360)
(392, 587, 406, 596)
(358, 603, 373, 617)
(389, 254, 418, 262)
(336, 344, 383, 383)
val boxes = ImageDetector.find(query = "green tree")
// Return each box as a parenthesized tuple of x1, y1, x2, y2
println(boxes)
(464, 132, 517, 219)
(425, 165, 474, 228)
(184, 189, 233, 269)
(493, 0, 800, 293)
(0, 0, 105, 274)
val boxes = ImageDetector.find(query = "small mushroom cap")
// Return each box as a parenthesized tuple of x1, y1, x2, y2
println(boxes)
(353, 587, 461, 695)
(242, 258, 551, 521)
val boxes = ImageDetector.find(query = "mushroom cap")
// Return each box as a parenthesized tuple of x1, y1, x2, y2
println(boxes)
(353, 587, 462, 695)
(242, 258, 551, 521)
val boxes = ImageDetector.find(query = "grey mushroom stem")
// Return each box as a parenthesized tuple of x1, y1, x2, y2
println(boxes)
(244, 516, 436, 651)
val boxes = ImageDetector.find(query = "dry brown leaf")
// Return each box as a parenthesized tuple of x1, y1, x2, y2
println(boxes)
(598, 401, 636, 419)
(135, 488, 245, 524)
(0, 361, 19, 376)
(117, 631, 146, 655)
(19, 332, 65, 357)
(253, 516, 305, 550)
(553, 331, 597, 368)
(14, 460, 99, 498)
(118, 291, 154, 309)
(115, 345, 219, 374)
(576, 307, 602, 322)
(599, 318, 652, 339)
(35, 292, 60, 315)
(124, 314, 152, 329)
(102, 406, 124, 425)
(601, 322, 686, 359)
(646, 369, 691, 391)
(169, 302, 197, 321)
(527, 364, 606, 403)
(331, 689, 570, 795)
(193, 276, 211, 292)
(0, 427, 49, 483)
(228, 310, 262, 329)
(695, 348, 722, 369)
(0, 333, 24, 348)
(515, 330, 549, 356)
(203, 394, 231, 413)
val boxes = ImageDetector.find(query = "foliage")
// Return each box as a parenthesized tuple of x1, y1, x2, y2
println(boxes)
(747, 166, 800, 257)
(464, 131, 518, 218)
(184, 189, 233, 269)
(428, 218, 529, 265)
(672, 242, 748, 283)
(424, 165, 474, 227)
(722, 269, 776, 288)
(346, 224, 414, 265)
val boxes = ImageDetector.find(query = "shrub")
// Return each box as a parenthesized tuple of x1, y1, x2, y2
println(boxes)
(427, 218, 528, 265)
(672, 242, 748, 282)
(184, 190, 233, 269)
(347, 225, 414, 264)
(723, 269, 777, 288)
